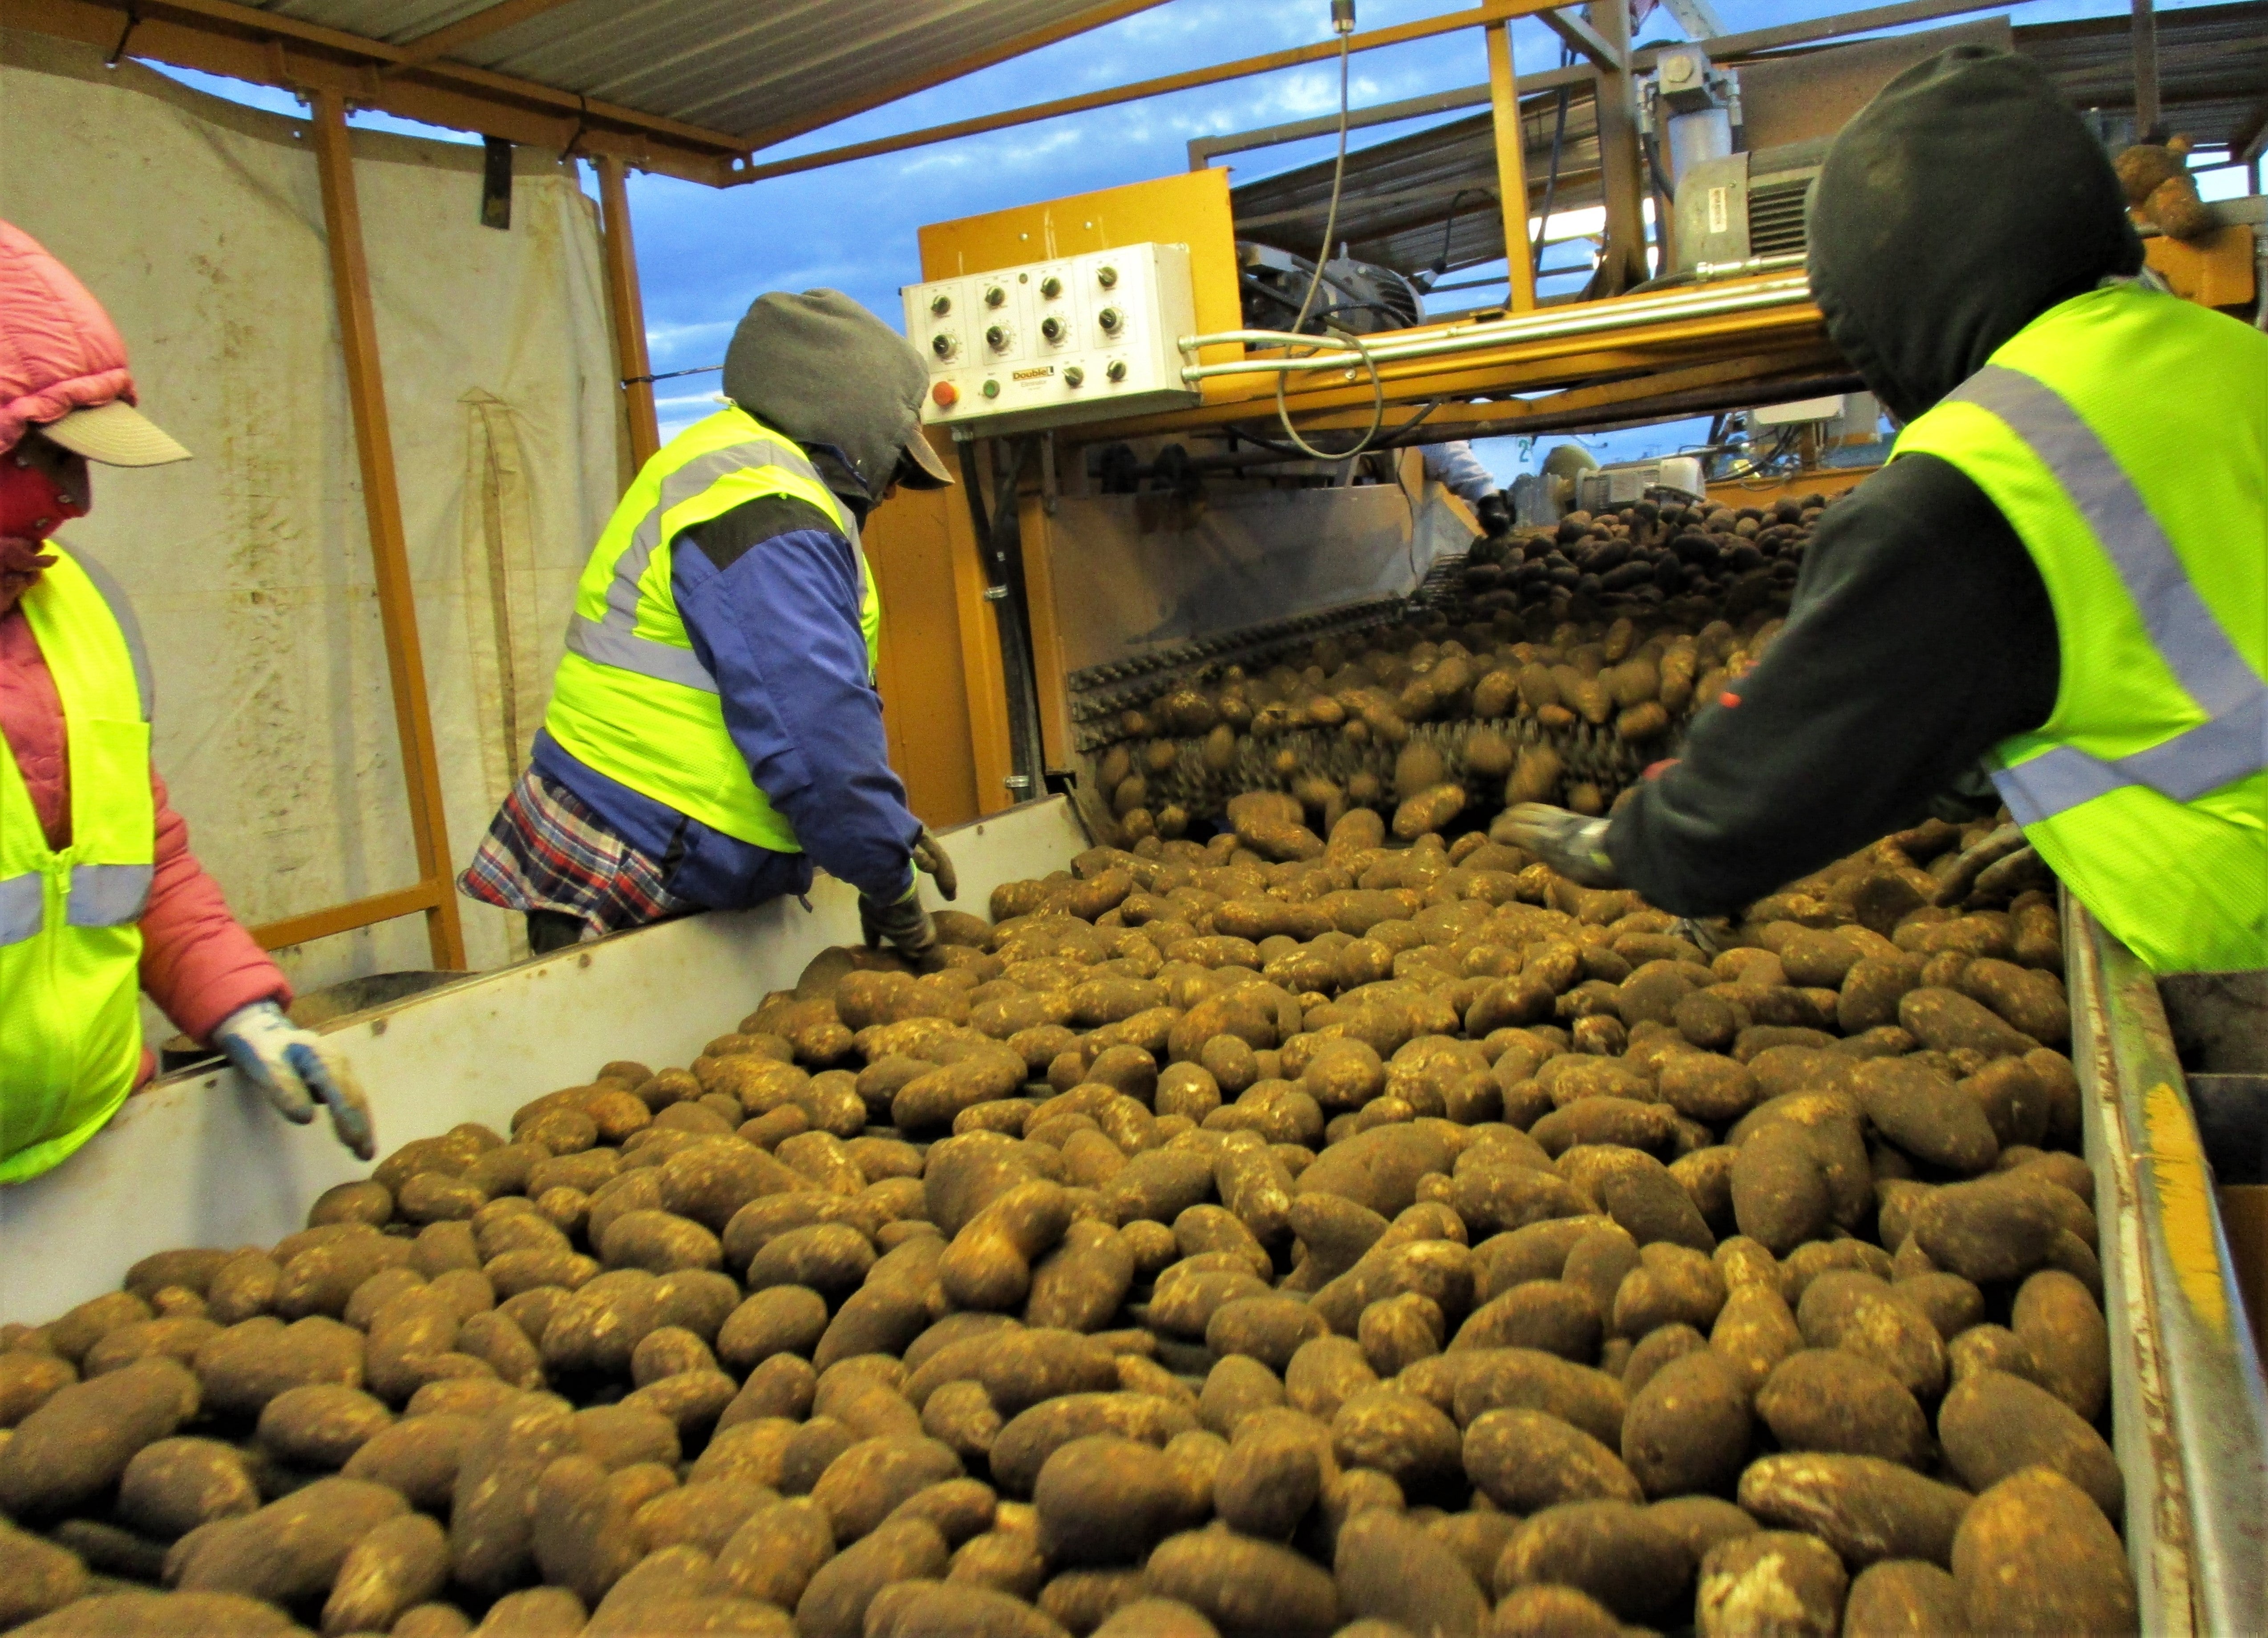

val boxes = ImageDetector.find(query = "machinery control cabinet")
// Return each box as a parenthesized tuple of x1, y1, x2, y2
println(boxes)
(903, 241, 1200, 434)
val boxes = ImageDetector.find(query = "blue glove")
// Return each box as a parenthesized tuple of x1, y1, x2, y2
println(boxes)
(214, 1001, 376, 1161)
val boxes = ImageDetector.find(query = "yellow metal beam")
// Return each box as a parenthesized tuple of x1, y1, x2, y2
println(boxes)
(1060, 279, 1835, 441)
(1587, 0, 1649, 294)
(1539, 6, 1615, 67)
(1263, 344, 1852, 436)
(1486, 18, 1540, 313)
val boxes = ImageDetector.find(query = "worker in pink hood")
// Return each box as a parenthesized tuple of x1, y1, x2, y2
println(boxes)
(0, 219, 372, 1177)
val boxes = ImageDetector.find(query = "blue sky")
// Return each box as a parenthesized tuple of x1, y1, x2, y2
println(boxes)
(162, 0, 2244, 477)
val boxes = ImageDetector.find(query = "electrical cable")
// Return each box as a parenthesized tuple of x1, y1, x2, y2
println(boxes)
(1223, 396, 1446, 461)
(1532, 79, 1572, 278)
(1272, 332, 1387, 460)
(1427, 188, 1483, 287)
(1269, 20, 1394, 463)
(1287, 30, 1353, 338)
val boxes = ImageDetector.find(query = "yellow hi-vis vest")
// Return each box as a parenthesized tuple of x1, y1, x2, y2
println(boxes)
(1894, 281, 2268, 974)
(544, 407, 881, 853)
(0, 543, 156, 1182)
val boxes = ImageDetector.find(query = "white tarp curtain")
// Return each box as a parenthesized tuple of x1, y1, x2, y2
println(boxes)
(0, 30, 624, 1010)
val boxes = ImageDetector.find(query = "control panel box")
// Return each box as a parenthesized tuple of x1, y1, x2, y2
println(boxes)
(902, 242, 1200, 434)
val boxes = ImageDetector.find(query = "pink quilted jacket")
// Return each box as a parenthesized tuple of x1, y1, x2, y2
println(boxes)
(2, 219, 288, 1081)
(0, 219, 137, 453)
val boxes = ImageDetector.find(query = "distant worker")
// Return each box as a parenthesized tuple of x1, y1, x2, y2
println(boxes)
(1503, 46, 2267, 974)
(0, 221, 371, 1180)
(1422, 440, 1512, 535)
(463, 290, 961, 966)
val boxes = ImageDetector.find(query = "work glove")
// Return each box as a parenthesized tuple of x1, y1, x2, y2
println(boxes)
(213, 1001, 376, 1161)
(912, 826, 959, 902)
(1475, 491, 1513, 537)
(1973, 841, 2052, 903)
(1932, 821, 2029, 906)
(1498, 802, 1620, 887)
(1670, 916, 1730, 959)
(861, 881, 944, 971)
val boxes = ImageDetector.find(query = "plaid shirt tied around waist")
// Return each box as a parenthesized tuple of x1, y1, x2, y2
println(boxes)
(459, 769, 695, 941)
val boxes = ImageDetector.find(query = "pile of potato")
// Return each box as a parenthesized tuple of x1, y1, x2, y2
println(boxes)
(1079, 493, 1834, 842)
(0, 766, 2127, 1637)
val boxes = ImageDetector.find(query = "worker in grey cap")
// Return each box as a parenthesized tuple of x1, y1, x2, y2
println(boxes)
(462, 289, 962, 965)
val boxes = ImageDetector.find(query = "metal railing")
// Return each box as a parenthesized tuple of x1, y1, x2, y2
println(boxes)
(2065, 893, 2268, 1635)
(1174, 271, 1814, 384)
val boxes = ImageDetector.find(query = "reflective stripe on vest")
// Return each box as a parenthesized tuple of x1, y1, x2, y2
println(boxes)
(541, 408, 881, 853)
(1944, 365, 2268, 826)
(0, 542, 154, 946)
(562, 433, 872, 697)
(0, 541, 156, 1183)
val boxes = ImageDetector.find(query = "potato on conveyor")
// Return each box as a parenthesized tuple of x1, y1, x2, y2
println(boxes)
(1, 559, 2138, 1636)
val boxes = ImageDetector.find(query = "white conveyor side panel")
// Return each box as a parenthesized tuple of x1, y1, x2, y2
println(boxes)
(0, 799, 1090, 1327)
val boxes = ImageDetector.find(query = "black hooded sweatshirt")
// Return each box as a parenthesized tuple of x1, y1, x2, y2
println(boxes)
(1603, 46, 2145, 914)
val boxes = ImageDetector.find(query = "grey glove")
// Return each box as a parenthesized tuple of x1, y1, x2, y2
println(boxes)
(912, 826, 959, 902)
(861, 884, 942, 971)
(1932, 821, 2028, 906)
(1499, 802, 1620, 887)
(212, 1001, 376, 1161)
(1669, 916, 1729, 959)
(1476, 491, 1512, 536)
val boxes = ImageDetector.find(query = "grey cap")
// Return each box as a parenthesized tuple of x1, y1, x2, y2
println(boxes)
(721, 288, 953, 499)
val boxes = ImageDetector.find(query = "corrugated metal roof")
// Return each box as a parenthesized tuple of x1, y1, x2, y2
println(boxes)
(254, 0, 1133, 141)
(1234, 3, 2268, 279)
(2019, 2, 2267, 145)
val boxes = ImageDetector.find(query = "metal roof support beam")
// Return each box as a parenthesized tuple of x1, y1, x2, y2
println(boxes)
(725, 0, 1572, 186)
(595, 155, 661, 477)
(1189, 0, 2017, 168)
(740, 0, 1178, 151)
(1192, 81, 1498, 170)
(391, 0, 586, 69)
(1488, 16, 1541, 311)
(1587, 0, 1649, 295)
(2131, 0, 2160, 137)
(2236, 100, 2267, 168)
(1541, 8, 1617, 69)
(292, 88, 466, 969)
(1659, 0, 1726, 40)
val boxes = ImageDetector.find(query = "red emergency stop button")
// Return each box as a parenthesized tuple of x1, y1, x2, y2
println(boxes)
(932, 381, 958, 408)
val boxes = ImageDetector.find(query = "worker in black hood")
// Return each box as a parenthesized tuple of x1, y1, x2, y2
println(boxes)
(1504, 46, 2268, 974)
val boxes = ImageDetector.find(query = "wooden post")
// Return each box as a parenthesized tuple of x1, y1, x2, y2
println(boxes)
(310, 89, 467, 971)
(597, 154, 661, 472)
(1486, 20, 1539, 312)
(2131, 0, 2159, 139)
(1587, 0, 1649, 294)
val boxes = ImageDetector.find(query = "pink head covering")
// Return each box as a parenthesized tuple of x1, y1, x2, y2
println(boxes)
(0, 219, 137, 456)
